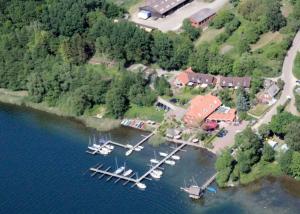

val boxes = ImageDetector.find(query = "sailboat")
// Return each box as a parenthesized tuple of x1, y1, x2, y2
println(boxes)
(150, 151, 159, 164)
(171, 155, 180, 160)
(159, 152, 168, 157)
(165, 159, 176, 166)
(113, 159, 125, 174)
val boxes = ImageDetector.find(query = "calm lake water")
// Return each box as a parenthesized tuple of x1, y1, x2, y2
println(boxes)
(0, 103, 299, 214)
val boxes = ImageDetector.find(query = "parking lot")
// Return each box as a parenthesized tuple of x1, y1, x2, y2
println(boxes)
(130, 0, 229, 32)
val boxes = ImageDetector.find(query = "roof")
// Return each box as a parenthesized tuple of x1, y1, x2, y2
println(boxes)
(143, 0, 188, 15)
(220, 76, 251, 88)
(184, 95, 222, 126)
(175, 67, 215, 86)
(267, 84, 280, 97)
(267, 140, 278, 148)
(187, 186, 201, 195)
(202, 121, 218, 130)
(207, 108, 236, 122)
(190, 8, 216, 23)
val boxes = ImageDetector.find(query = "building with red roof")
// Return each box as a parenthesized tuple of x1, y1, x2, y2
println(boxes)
(184, 94, 222, 126)
(174, 67, 215, 88)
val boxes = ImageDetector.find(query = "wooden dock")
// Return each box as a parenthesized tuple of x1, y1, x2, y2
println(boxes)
(201, 173, 217, 190)
(130, 132, 154, 152)
(135, 143, 186, 184)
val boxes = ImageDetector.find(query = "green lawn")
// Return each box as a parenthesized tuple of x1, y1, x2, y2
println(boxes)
(125, 104, 164, 122)
(248, 104, 270, 117)
(293, 52, 300, 79)
(240, 161, 283, 185)
(108, 0, 142, 10)
(196, 27, 224, 46)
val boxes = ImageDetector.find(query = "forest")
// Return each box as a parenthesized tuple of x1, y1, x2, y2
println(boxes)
(0, 0, 300, 118)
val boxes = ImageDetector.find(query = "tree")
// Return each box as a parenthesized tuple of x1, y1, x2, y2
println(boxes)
(210, 10, 235, 29)
(218, 89, 234, 107)
(182, 19, 201, 41)
(215, 150, 234, 171)
(269, 112, 298, 136)
(235, 127, 262, 173)
(154, 76, 171, 96)
(233, 53, 257, 76)
(262, 144, 275, 162)
(285, 122, 300, 152)
(265, 1, 286, 32)
(279, 150, 293, 174)
(27, 73, 46, 103)
(258, 124, 271, 139)
(188, 43, 210, 73)
(152, 31, 174, 70)
(290, 152, 300, 179)
(106, 87, 129, 118)
(236, 88, 250, 112)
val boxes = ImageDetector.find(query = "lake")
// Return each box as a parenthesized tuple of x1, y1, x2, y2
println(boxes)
(0, 103, 299, 214)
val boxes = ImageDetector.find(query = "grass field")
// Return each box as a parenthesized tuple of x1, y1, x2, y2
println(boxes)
(251, 32, 283, 51)
(293, 52, 300, 79)
(240, 161, 282, 185)
(248, 104, 270, 117)
(108, 0, 142, 10)
(125, 104, 165, 122)
(196, 28, 224, 46)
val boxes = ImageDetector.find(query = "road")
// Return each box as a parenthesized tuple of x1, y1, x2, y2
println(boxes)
(131, 0, 229, 32)
(253, 31, 300, 130)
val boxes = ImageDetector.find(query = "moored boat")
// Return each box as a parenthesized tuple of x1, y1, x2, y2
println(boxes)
(165, 160, 176, 166)
(150, 159, 159, 164)
(171, 155, 180, 160)
(159, 152, 168, 157)
(137, 182, 146, 190)
(123, 169, 133, 177)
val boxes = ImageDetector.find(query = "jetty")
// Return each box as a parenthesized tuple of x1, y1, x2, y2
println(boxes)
(181, 173, 218, 199)
(86, 132, 154, 156)
(89, 142, 186, 189)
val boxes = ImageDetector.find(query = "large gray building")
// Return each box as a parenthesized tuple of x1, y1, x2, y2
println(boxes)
(139, 0, 191, 18)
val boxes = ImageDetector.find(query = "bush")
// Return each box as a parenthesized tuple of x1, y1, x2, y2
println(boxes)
(216, 168, 232, 187)
(262, 144, 275, 162)
(210, 10, 235, 29)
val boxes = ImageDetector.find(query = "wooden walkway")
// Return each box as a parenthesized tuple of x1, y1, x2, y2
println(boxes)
(131, 132, 154, 151)
(201, 173, 217, 190)
(165, 138, 216, 154)
(135, 143, 186, 185)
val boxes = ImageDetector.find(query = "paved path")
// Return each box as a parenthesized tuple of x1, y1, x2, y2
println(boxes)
(212, 121, 248, 154)
(253, 31, 300, 130)
(131, 0, 229, 32)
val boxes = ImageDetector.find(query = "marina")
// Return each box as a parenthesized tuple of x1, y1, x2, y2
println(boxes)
(86, 132, 155, 156)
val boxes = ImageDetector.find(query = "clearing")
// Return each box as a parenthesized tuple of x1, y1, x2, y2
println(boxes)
(196, 27, 224, 46)
(251, 32, 283, 51)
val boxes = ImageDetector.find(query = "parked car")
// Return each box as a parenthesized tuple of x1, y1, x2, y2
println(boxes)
(296, 80, 300, 85)
(217, 129, 228, 138)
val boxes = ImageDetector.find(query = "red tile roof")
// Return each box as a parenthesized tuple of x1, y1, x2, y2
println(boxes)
(175, 67, 215, 86)
(207, 108, 236, 122)
(184, 95, 222, 126)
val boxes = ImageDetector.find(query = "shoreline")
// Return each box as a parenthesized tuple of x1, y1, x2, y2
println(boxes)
(0, 88, 121, 132)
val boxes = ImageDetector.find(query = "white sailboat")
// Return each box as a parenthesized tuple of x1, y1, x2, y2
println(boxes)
(171, 155, 180, 160)
(165, 159, 176, 166)
(150, 159, 159, 164)
(153, 169, 163, 176)
(105, 144, 114, 150)
(125, 149, 133, 156)
(123, 169, 133, 177)
(150, 171, 161, 179)
(136, 182, 146, 190)
(159, 152, 168, 157)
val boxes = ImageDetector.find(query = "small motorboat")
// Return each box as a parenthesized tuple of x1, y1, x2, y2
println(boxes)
(159, 152, 168, 157)
(165, 160, 176, 166)
(126, 144, 133, 149)
(137, 182, 146, 190)
(153, 169, 163, 176)
(123, 169, 133, 177)
(137, 146, 144, 150)
(134, 147, 142, 151)
(97, 148, 109, 155)
(150, 159, 159, 164)
(171, 155, 180, 160)
(105, 145, 114, 150)
(206, 187, 217, 193)
(150, 171, 161, 179)
(125, 149, 133, 156)
(114, 166, 125, 174)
